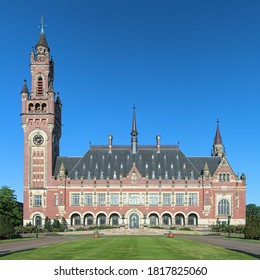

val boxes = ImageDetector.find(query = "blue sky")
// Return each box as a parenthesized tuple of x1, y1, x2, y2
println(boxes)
(0, 0, 260, 205)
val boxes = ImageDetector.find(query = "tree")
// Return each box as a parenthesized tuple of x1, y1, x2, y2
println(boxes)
(0, 186, 22, 227)
(246, 204, 260, 217)
(244, 204, 260, 240)
(0, 215, 15, 239)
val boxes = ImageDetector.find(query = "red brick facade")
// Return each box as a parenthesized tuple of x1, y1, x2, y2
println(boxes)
(21, 27, 246, 229)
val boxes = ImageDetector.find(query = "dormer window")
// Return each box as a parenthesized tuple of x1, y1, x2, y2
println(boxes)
(152, 170, 156, 180)
(190, 170, 194, 180)
(37, 77, 43, 95)
(177, 170, 181, 180)
(113, 171, 117, 180)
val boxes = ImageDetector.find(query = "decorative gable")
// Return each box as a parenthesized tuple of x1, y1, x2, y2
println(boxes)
(127, 162, 142, 183)
(213, 156, 236, 182)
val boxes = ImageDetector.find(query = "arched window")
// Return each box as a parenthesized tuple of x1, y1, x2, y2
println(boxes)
(37, 77, 43, 95)
(149, 214, 158, 226)
(34, 215, 42, 226)
(71, 214, 81, 226)
(188, 214, 198, 226)
(218, 199, 230, 215)
(110, 214, 119, 226)
(97, 214, 106, 226)
(28, 103, 34, 111)
(42, 103, 47, 112)
(84, 214, 93, 226)
(162, 214, 172, 226)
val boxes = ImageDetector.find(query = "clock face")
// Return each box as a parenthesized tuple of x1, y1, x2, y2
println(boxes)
(33, 134, 44, 146)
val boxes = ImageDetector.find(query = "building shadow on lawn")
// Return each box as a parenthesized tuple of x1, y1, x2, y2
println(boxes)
(228, 249, 260, 259)
(0, 248, 35, 258)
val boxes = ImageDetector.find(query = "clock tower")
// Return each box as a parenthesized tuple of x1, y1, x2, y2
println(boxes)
(21, 20, 62, 221)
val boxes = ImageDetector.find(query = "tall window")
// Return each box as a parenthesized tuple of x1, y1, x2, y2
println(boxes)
(188, 193, 197, 206)
(218, 199, 230, 215)
(33, 195, 42, 207)
(84, 193, 93, 206)
(129, 193, 140, 205)
(97, 193, 106, 206)
(162, 193, 171, 205)
(71, 193, 80, 206)
(175, 193, 184, 206)
(149, 193, 158, 205)
(37, 77, 43, 95)
(110, 193, 119, 205)
(54, 194, 58, 207)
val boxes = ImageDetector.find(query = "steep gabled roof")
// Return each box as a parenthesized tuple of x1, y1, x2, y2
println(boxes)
(53, 145, 221, 181)
(188, 156, 221, 176)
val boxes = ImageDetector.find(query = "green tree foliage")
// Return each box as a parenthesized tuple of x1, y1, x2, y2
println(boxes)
(244, 204, 260, 240)
(0, 215, 15, 239)
(0, 186, 22, 226)
(246, 204, 260, 217)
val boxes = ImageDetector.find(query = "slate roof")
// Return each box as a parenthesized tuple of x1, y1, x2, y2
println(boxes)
(36, 31, 49, 50)
(54, 145, 221, 180)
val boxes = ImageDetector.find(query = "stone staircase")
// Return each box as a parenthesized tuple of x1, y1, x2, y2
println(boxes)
(101, 227, 168, 235)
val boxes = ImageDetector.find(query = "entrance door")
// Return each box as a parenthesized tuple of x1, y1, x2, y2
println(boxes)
(129, 213, 139, 228)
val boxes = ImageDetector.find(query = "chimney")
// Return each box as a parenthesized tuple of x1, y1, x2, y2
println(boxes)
(156, 135, 161, 153)
(108, 135, 113, 153)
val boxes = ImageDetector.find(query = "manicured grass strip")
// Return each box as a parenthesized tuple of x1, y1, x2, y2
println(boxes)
(0, 237, 257, 260)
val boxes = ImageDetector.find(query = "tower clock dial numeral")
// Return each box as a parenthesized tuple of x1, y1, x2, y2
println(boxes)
(33, 134, 44, 146)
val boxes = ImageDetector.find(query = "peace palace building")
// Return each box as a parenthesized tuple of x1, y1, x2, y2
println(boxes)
(21, 25, 246, 229)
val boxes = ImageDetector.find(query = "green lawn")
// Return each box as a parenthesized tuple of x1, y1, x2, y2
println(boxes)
(0, 236, 257, 260)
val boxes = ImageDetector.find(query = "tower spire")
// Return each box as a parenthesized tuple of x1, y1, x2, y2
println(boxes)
(36, 17, 49, 51)
(130, 105, 138, 154)
(212, 119, 224, 157)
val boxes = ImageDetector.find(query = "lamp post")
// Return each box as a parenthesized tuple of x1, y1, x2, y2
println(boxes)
(122, 213, 125, 225)
(35, 216, 40, 239)
(227, 215, 231, 238)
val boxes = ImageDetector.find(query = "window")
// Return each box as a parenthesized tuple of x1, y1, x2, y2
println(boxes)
(190, 170, 194, 180)
(71, 193, 80, 206)
(33, 195, 42, 207)
(54, 194, 58, 207)
(110, 193, 119, 205)
(129, 193, 140, 205)
(150, 215, 158, 226)
(188, 193, 197, 205)
(97, 193, 106, 206)
(84, 193, 93, 206)
(37, 77, 43, 95)
(85, 215, 93, 226)
(175, 193, 184, 206)
(162, 193, 171, 205)
(219, 173, 230, 182)
(34, 215, 42, 226)
(205, 192, 209, 206)
(162, 215, 171, 225)
(123, 193, 127, 205)
(188, 214, 197, 225)
(218, 199, 230, 215)
(149, 193, 158, 205)
(111, 215, 119, 226)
